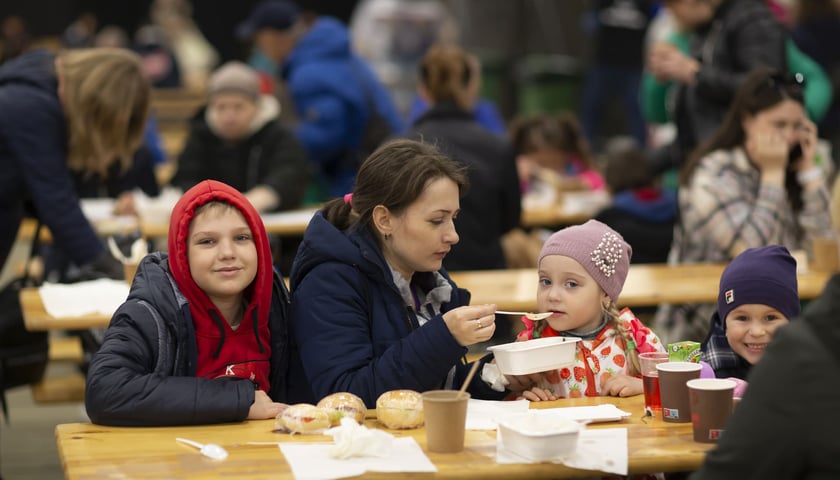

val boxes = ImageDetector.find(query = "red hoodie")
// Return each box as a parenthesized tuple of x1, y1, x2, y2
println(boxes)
(168, 180, 274, 391)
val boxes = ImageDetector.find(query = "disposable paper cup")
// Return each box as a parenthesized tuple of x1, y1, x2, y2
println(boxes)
(811, 236, 839, 272)
(687, 378, 736, 443)
(123, 262, 140, 284)
(639, 352, 669, 413)
(657, 362, 702, 423)
(422, 390, 469, 453)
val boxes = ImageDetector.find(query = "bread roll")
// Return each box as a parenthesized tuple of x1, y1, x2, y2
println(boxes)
(376, 389, 424, 429)
(275, 403, 331, 434)
(317, 392, 368, 426)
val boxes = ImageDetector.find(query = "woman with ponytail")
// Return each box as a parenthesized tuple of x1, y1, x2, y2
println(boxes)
(289, 139, 535, 407)
(404, 44, 521, 272)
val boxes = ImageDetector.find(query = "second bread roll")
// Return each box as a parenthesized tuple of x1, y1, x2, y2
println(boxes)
(376, 389, 424, 429)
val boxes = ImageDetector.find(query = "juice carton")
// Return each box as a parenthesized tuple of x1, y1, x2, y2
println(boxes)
(668, 341, 701, 363)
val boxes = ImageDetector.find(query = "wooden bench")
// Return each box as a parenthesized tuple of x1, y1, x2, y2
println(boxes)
(31, 374, 85, 404)
(49, 336, 84, 363)
(30, 337, 86, 404)
(151, 88, 205, 130)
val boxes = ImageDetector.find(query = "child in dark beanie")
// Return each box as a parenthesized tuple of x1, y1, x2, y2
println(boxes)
(700, 245, 800, 394)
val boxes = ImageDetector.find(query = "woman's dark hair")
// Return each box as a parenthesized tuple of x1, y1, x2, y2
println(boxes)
(322, 139, 469, 238)
(509, 112, 594, 168)
(680, 67, 806, 210)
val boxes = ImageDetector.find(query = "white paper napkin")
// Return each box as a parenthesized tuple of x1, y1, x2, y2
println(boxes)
(279, 437, 436, 480)
(496, 427, 628, 476)
(466, 399, 530, 430)
(39, 279, 129, 318)
(535, 404, 632, 423)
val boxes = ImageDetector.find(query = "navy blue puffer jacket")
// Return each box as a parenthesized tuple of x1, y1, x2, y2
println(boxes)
(290, 212, 504, 407)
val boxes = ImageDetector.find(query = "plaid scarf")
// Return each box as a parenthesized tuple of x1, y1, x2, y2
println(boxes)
(700, 312, 743, 376)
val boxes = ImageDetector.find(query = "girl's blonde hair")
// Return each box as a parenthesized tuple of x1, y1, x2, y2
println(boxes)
(58, 48, 150, 176)
(418, 43, 479, 111)
(531, 300, 642, 376)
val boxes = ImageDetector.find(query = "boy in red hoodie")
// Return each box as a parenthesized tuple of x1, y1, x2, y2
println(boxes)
(85, 180, 293, 426)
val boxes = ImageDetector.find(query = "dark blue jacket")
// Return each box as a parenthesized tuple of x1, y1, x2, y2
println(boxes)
(289, 212, 504, 407)
(594, 188, 677, 264)
(406, 103, 521, 271)
(85, 253, 294, 426)
(0, 49, 103, 270)
(282, 17, 404, 198)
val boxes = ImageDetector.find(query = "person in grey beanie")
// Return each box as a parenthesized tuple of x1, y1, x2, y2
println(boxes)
(172, 61, 310, 212)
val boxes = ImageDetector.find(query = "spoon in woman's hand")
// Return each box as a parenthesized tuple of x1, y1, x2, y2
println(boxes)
(495, 310, 553, 320)
(176, 437, 229, 460)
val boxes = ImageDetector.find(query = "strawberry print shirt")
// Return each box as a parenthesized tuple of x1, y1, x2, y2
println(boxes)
(518, 308, 665, 398)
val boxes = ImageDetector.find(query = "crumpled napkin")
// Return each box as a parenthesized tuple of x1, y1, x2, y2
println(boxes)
(39, 279, 129, 318)
(325, 417, 393, 459)
(496, 427, 628, 475)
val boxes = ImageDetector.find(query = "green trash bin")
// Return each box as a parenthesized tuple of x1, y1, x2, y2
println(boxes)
(516, 55, 582, 115)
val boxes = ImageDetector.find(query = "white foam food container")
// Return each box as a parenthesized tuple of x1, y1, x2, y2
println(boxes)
(487, 337, 581, 375)
(497, 411, 582, 462)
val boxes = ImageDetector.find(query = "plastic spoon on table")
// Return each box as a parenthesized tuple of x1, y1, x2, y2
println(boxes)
(495, 311, 553, 320)
(175, 437, 229, 460)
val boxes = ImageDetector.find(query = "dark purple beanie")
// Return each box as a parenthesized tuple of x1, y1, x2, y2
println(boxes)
(717, 245, 800, 322)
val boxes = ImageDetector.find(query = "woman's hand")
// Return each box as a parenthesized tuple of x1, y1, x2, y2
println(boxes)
(794, 118, 819, 172)
(247, 390, 288, 420)
(113, 191, 136, 216)
(648, 43, 699, 84)
(443, 304, 496, 346)
(746, 131, 788, 179)
(518, 386, 558, 402)
(601, 374, 643, 397)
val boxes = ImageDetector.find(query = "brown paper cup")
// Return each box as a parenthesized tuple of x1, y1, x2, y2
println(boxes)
(657, 362, 702, 423)
(422, 390, 469, 453)
(812, 236, 840, 273)
(687, 378, 736, 443)
(123, 262, 139, 284)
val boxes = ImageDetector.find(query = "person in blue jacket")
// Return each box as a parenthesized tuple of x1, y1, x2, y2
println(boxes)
(289, 139, 536, 407)
(0, 48, 149, 280)
(236, 0, 404, 200)
(85, 180, 295, 426)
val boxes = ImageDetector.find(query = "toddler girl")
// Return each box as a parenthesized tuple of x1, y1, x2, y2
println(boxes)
(519, 220, 665, 401)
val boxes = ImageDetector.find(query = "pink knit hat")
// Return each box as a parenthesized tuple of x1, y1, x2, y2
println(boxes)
(538, 220, 632, 302)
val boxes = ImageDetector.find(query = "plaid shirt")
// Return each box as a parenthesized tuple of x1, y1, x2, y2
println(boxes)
(654, 147, 833, 343)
